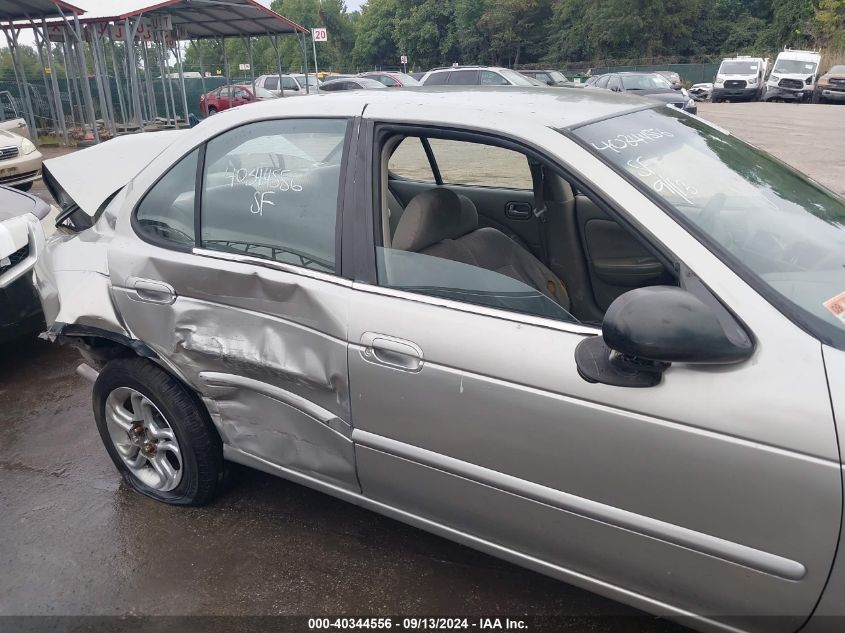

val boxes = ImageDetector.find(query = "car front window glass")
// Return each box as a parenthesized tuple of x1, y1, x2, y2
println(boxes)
(201, 118, 348, 273)
(573, 108, 845, 346)
(264, 76, 279, 90)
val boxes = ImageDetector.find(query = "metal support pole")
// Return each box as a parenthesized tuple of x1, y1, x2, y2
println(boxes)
(88, 31, 112, 136)
(242, 36, 255, 88)
(62, 38, 82, 126)
(71, 32, 99, 142)
(299, 32, 310, 94)
(92, 30, 117, 134)
(4, 28, 39, 141)
(124, 18, 145, 131)
(42, 18, 68, 145)
(162, 41, 178, 125)
(269, 34, 284, 97)
(193, 41, 207, 100)
(31, 24, 59, 137)
(154, 35, 171, 125)
(221, 38, 229, 82)
(141, 40, 157, 120)
(108, 39, 127, 129)
(311, 33, 319, 80)
(174, 42, 190, 126)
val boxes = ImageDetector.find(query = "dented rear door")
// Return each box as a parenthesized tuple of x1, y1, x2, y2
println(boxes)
(108, 117, 359, 491)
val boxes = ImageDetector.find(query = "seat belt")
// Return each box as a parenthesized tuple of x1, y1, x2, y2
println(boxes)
(529, 160, 550, 266)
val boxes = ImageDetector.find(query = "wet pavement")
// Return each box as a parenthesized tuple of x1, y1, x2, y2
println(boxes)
(0, 337, 682, 631)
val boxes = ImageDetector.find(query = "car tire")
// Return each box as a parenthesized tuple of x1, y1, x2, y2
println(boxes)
(93, 357, 223, 506)
(207, 106, 217, 115)
(13, 181, 33, 192)
(711, 96, 721, 103)
(811, 90, 822, 104)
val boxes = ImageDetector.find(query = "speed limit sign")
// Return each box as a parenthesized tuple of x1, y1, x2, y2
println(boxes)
(312, 27, 327, 42)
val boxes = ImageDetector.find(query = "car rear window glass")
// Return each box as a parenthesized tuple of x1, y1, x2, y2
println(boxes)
(200, 118, 348, 273)
(135, 149, 198, 247)
(448, 70, 480, 85)
(428, 138, 532, 189)
(389, 137, 434, 182)
(423, 72, 449, 86)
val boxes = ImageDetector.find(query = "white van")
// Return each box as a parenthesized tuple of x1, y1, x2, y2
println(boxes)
(711, 56, 768, 102)
(764, 49, 822, 102)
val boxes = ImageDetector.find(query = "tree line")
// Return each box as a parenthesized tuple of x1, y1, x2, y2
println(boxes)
(241, 0, 844, 73)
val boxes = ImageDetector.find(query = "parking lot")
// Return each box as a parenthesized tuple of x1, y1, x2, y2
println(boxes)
(3, 101, 844, 630)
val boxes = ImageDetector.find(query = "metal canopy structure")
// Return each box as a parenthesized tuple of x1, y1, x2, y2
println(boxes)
(0, 1, 85, 145)
(1, 0, 310, 146)
(76, 0, 307, 38)
(0, 0, 83, 20)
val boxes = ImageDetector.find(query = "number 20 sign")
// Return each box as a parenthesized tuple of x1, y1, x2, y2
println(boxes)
(312, 28, 327, 42)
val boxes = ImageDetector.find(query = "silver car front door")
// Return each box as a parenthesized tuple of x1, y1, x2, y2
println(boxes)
(108, 117, 359, 491)
(346, 122, 841, 632)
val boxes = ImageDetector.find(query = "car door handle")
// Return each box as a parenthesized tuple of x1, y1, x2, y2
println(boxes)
(505, 201, 533, 220)
(360, 332, 423, 373)
(128, 277, 176, 304)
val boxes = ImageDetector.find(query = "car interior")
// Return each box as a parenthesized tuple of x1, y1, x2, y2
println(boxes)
(379, 133, 674, 324)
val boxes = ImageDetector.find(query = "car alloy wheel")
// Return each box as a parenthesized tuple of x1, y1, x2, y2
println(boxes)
(104, 386, 183, 492)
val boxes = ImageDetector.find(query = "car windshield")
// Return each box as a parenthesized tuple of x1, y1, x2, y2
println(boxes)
(498, 68, 535, 86)
(550, 71, 569, 83)
(391, 72, 421, 85)
(719, 61, 758, 74)
(572, 107, 845, 348)
(829, 65, 845, 74)
(621, 74, 672, 90)
(293, 74, 322, 87)
(773, 59, 817, 74)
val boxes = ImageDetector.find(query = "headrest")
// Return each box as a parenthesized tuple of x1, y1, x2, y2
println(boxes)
(392, 187, 478, 252)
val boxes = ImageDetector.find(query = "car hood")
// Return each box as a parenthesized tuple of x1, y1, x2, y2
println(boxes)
(769, 72, 813, 82)
(628, 89, 683, 102)
(43, 130, 188, 219)
(820, 73, 845, 83)
(0, 187, 49, 267)
(0, 129, 23, 146)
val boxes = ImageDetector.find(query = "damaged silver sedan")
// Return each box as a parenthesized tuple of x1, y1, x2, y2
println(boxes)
(35, 88, 845, 633)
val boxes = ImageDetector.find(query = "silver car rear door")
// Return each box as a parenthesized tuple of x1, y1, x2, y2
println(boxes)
(107, 115, 360, 492)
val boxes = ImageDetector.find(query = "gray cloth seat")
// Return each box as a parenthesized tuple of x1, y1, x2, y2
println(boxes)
(392, 187, 570, 310)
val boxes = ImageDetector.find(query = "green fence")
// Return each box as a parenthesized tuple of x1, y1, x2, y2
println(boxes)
(0, 74, 230, 131)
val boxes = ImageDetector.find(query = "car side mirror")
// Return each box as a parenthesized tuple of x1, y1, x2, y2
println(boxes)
(672, 82, 683, 90)
(546, 79, 555, 86)
(574, 286, 754, 388)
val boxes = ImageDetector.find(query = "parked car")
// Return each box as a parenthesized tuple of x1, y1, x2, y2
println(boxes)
(654, 69, 683, 88)
(34, 87, 845, 633)
(689, 82, 713, 101)
(357, 71, 421, 87)
(420, 66, 537, 86)
(0, 129, 43, 191)
(0, 90, 30, 139)
(812, 65, 845, 103)
(321, 74, 354, 83)
(199, 84, 258, 116)
(517, 69, 575, 87)
(319, 78, 388, 91)
(0, 186, 56, 342)
(589, 71, 697, 114)
(764, 48, 822, 102)
(253, 73, 322, 97)
(712, 56, 769, 102)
